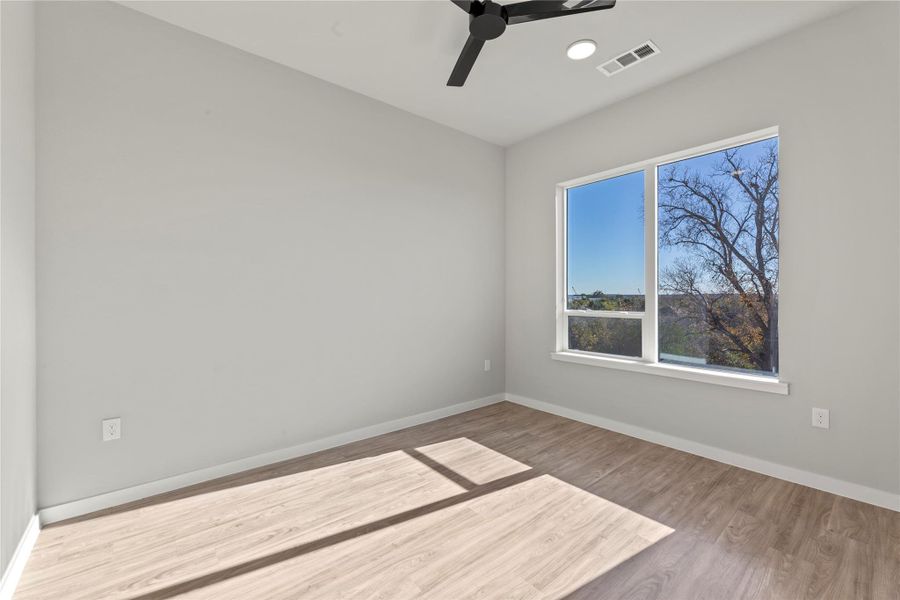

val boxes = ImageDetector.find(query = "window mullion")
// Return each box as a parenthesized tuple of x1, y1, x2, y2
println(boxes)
(642, 163, 658, 364)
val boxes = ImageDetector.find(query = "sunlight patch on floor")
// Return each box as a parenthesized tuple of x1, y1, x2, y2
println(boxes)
(180, 474, 673, 600)
(20, 448, 469, 599)
(407, 437, 532, 486)
(16, 439, 671, 600)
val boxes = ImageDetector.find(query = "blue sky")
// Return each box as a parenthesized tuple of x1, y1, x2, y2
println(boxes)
(567, 137, 776, 297)
(567, 171, 644, 296)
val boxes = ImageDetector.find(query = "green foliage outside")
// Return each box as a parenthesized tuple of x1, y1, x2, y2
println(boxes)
(568, 317, 641, 357)
(568, 292, 643, 312)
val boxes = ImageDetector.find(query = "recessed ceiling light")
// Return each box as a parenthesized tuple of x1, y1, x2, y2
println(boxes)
(566, 39, 597, 61)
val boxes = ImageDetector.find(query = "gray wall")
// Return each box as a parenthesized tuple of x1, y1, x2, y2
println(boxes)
(506, 2, 900, 495)
(36, 1, 505, 508)
(1, 0, 38, 574)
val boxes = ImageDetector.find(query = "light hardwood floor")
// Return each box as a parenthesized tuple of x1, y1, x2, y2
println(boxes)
(15, 402, 900, 599)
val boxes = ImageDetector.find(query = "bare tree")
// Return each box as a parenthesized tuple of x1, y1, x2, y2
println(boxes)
(658, 141, 779, 372)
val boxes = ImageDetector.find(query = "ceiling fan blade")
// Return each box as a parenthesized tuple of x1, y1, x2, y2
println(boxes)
(505, 0, 615, 25)
(450, 0, 475, 13)
(447, 35, 485, 87)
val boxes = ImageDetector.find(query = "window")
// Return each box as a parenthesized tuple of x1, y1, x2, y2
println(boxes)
(555, 128, 784, 393)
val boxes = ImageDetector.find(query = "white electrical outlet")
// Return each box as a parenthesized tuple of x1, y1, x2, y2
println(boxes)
(102, 417, 122, 441)
(811, 408, 829, 429)
(484, 359, 491, 372)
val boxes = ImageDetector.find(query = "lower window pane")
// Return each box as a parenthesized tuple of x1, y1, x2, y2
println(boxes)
(568, 317, 642, 357)
(658, 295, 778, 375)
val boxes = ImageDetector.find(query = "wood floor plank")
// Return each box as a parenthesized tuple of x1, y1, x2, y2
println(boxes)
(15, 402, 900, 600)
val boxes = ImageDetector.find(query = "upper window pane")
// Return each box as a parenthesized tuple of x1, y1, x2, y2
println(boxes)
(657, 137, 779, 375)
(567, 171, 645, 311)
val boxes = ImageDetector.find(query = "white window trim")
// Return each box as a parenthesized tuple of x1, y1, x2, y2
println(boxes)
(554, 126, 788, 395)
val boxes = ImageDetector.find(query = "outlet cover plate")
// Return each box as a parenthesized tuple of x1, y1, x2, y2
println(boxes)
(102, 417, 122, 441)
(811, 408, 829, 429)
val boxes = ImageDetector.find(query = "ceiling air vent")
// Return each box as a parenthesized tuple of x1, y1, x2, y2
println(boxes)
(598, 40, 660, 77)
(633, 43, 656, 59)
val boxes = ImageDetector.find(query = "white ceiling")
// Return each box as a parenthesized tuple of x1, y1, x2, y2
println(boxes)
(120, 0, 851, 146)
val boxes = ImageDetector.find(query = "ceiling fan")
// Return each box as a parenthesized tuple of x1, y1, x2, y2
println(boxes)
(446, 0, 616, 87)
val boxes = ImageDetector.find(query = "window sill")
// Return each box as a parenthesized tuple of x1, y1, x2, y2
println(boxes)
(550, 351, 789, 395)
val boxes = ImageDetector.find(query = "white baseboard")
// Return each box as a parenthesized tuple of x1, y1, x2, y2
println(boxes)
(37, 391, 899, 525)
(39, 393, 506, 525)
(0, 514, 40, 600)
(505, 393, 900, 512)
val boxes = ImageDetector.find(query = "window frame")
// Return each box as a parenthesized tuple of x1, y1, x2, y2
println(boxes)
(554, 126, 788, 395)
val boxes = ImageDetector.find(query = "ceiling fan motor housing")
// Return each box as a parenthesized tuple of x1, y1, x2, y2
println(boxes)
(469, 1, 507, 41)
